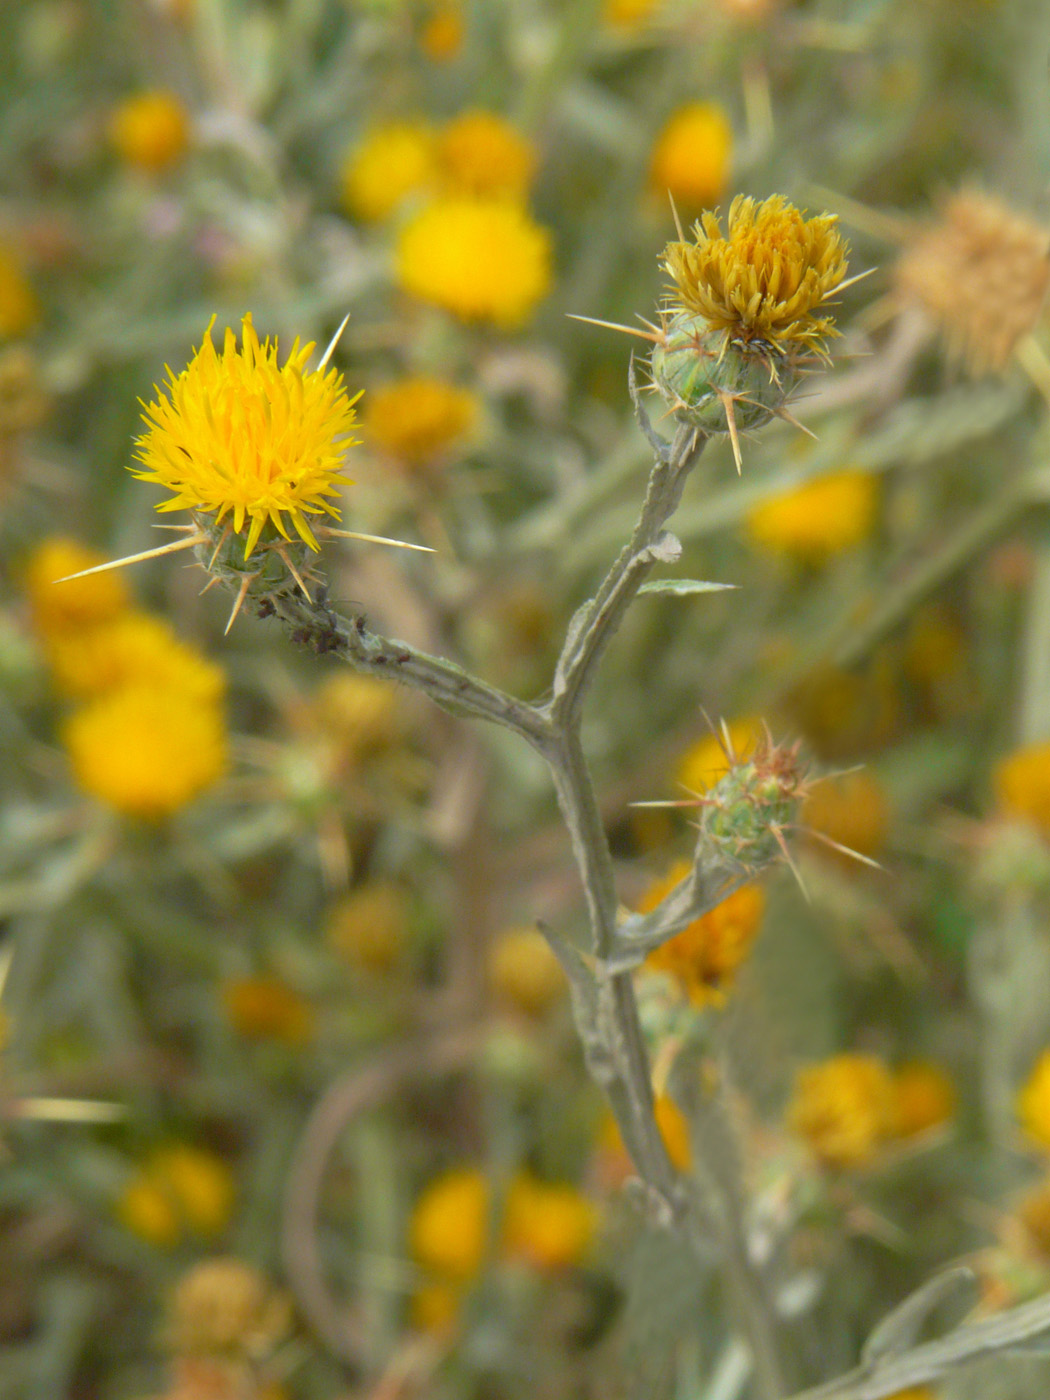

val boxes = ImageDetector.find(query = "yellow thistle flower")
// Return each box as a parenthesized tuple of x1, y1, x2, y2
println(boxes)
(396, 196, 552, 327)
(994, 742, 1050, 838)
(894, 189, 1050, 375)
(437, 110, 536, 201)
(662, 194, 849, 354)
(118, 1145, 235, 1246)
(109, 90, 190, 173)
(221, 976, 314, 1046)
(363, 375, 477, 466)
(420, 4, 465, 61)
(639, 860, 765, 1006)
(340, 121, 436, 223)
(891, 1061, 956, 1139)
(409, 1168, 489, 1281)
(43, 609, 226, 703)
(801, 769, 889, 865)
(1019, 1050, 1050, 1151)
(649, 103, 733, 212)
(0, 244, 40, 339)
(133, 313, 360, 556)
(746, 470, 878, 563)
(503, 1173, 597, 1271)
(167, 1258, 290, 1359)
(64, 685, 227, 819)
(325, 881, 408, 971)
(24, 537, 130, 637)
(787, 1053, 895, 1169)
(488, 926, 565, 1016)
(603, 0, 663, 25)
(676, 717, 764, 793)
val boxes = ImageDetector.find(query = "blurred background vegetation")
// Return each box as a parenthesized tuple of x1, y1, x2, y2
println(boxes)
(6, 0, 1050, 1397)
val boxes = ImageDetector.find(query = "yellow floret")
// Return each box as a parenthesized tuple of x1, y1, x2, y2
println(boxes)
(437, 110, 536, 201)
(63, 685, 227, 819)
(363, 376, 477, 466)
(340, 122, 436, 223)
(24, 537, 131, 638)
(109, 90, 190, 172)
(746, 470, 878, 562)
(649, 103, 733, 211)
(396, 197, 552, 327)
(787, 1054, 896, 1169)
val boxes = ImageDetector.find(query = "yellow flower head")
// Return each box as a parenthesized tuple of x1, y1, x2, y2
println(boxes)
(420, 4, 465, 61)
(409, 1168, 489, 1281)
(363, 375, 477, 466)
(663, 194, 849, 354)
(746, 470, 878, 563)
(109, 90, 190, 173)
(603, 0, 663, 27)
(340, 121, 435, 223)
(994, 742, 1050, 838)
(0, 244, 40, 339)
(640, 863, 765, 1006)
(64, 684, 227, 819)
(43, 609, 226, 702)
(437, 110, 536, 201)
(649, 103, 733, 212)
(325, 881, 408, 972)
(25, 537, 131, 637)
(503, 1173, 597, 1271)
(133, 313, 360, 556)
(1019, 1050, 1050, 1151)
(891, 1061, 956, 1139)
(802, 768, 889, 864)
(221, 976, 314, 1046)
(396, 197, 552, 327)
(167, 1258, 290, 1359)
(488, 926, 565, 1016)
(787, 1053, 895, 1169)
(118, 1145, 235, 1246)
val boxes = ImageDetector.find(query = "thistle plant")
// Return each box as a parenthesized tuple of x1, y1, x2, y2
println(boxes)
(50, 189, 1050, 1400)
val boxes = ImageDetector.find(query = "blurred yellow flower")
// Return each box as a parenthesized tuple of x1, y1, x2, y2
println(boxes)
(411, 1280, 462, 1333)
(221, 976, 314, 1046)
(1018, 1179, 1050, 1260)
(409, 1167, 489, 1280)
(396, 197, 552, 327)
(363, 375, 477, 466)
(676, 717, 764, 793)
(639, 861, 765, 1005)
(746, 470, 878, 562)
(420, 4, 465, 61)
(437, 110, 536, 201)
(134, 313, 360, 555)
(891, 1061, 956, 1139)
(109, 90, 190, 172)
(503, 1173, 597, 1270)
(119, 1146, 235, 1246)
(488, 926, 565, 1016)
(664, 194, 848, 354)
(25, 536, 130, 637)
(601, 1094, 692, 1177)
(994, 742, 1050, 838)
(311, 671, 402, 768)
(1019, 1050, 1050, 1150)
(802, 769, 889, 864)
(340, 121, 435, 223)
(787, 1054, 895, 1169)
(167, 1258, 290, 1358)
(43, 610, 226, 702)
(0, 244, 39, 338)
(603, 0, 663, 26)
(325, 881, 408, 971)
(63, 685, 227, 819)
(649, 103, 732, 212)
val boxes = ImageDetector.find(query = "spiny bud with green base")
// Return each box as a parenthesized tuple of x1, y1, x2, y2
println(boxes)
(698, 737, 808, 872)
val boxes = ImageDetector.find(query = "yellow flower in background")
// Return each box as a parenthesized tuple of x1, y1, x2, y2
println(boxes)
(167, 1258, 290, 1359)
(109, 90, 190, 172)
(603, 0, 663, 26)
(802, 769, 889, 864)
(325, 881, 408, 971)
(649, 103, 732, 212)
(420, 3, 465, 61)
(639, 861, 765, 1005)
(43, 610, 226, 702)
(311, 671, 402, 768)
(1019, 1051, 1050, 1150)
(488, 926, 565, 1016)
(221, 976, 314, 1046)
(676, 717, 764, 793)
(745, 470, 878, 563)
(118, 1146, 235, 1246)
(503, 1174, 597, 1270)
(663, 194, 849, 354)
(363, 376, 477, 466)
(891, 1061, 956, 1139)
(787, 1054, 895, 1169)
(0, 244, 40, 338)
(25, 537, 130, 637)
(396, 196, 552, 326)
(994, 742, 1050, 838)
(409, 1168, 489, 1281)
(340, 121, 436, 223)
(63, 684, 227, 819)
(134, 313, 360, 555)
(1018, 1179, 1050, 1261)
(437, 110, 536, 201)
(601, 1094, 692, 1178)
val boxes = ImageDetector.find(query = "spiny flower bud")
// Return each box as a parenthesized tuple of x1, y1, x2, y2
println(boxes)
(697, 733, 807, 871)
